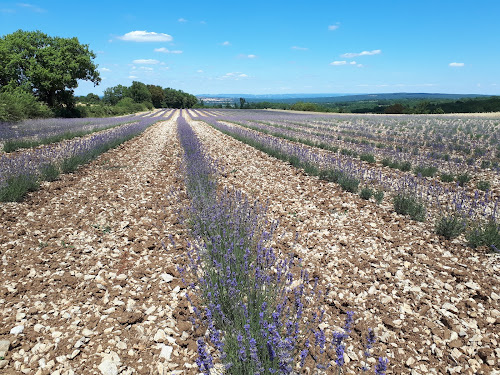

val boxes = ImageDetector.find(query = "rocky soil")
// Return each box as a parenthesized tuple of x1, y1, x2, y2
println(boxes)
(186, 111, 500, 375)
(0, 111, 201, 375)
(1, 109, 499, 375)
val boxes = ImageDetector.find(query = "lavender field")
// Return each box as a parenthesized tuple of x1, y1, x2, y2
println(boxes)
(0, 109, 499, 375)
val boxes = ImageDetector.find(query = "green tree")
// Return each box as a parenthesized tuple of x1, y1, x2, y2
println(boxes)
(239, 97, 246, 109)
(103, 84, 128, 105)
(85, 93, 100, 104)
(147, 84, 165, 108)
(128, 81, 152, 104)
(0, 29, 101, 108)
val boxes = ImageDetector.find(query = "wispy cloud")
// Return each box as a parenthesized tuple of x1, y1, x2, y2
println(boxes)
(341, 49, 381, 58)
(0, 8, 15, 13)
(221, 41, 231, 46)
(219, 72, 249, 80)
(17, 3, 46, 13)
(449, 62, 465, 67)
(132, 59, 160, 64)
(100, 68, 112, 72)
(237, 54, 257, 59)
(129, 75, 138, 79)
(118, 31, 173, 42)
(330, 60, 358, 66)
(178, 18, 187, 22)
(197, 70, 204, 73)
(291, 46, 308, 51)
(328, 23, 340, 31)
(154, 47, 183, 54)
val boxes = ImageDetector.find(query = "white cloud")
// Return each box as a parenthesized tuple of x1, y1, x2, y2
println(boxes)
(128, 75, 138, 79)
(328, 24, 340, 31)
(178, 18, 187, 22)
(237, 54, 257, 59)
(132, 59, 160, 64)
(330, 60, 359, 66)
(100, 68, 111, 72)
(139, 67, 154, 71)
(118, 31, 173, 42)
(222, 41, 231, 46)
(220, 72, 249, 80)
(341, 49, 381, 58)
(291, 46, 308, 51)
(197, 70, 204, 73)
(18, 3, 45, 13)
(449, 62, 465, 67)
(154, 47, 183, 54)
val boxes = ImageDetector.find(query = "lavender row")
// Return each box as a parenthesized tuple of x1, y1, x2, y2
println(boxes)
(176, 114, 388, 374)
(189, 111, 499, 224)
(0, 109, 173, 199)
(0, 110, 156, 142)
(195, 109, 500, 177)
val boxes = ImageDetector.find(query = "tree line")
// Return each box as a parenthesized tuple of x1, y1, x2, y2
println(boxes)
(0, 29, 198, 122)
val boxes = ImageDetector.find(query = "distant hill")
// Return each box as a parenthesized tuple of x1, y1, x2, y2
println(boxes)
(251, 93, 487, 104)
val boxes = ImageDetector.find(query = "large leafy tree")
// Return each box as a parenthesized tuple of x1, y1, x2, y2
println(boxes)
(103, 84, 128, 106)
(128, 81, 152, 104)
(0, 29, 101, 108)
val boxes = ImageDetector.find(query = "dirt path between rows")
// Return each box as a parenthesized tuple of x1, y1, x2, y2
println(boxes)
(0, 111, 201, 375)
(187, 112, 500, 375)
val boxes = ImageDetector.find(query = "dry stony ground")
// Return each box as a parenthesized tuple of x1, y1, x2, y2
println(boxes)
(185, 112, 500, 375)
(0, 110, 202, 375)
(0, 110, 499, 375)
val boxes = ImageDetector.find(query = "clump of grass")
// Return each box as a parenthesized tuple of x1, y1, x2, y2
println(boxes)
(393, 192, 426, 221)
(435, 214, 466, 239)
(467, 219, 500, 252)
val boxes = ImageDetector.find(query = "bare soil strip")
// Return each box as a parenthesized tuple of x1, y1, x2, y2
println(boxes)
(0, 111, 200, 375)
(187, 114, 500, 375)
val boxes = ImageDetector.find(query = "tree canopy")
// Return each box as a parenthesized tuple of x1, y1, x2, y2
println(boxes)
(0, 29, 101, 108)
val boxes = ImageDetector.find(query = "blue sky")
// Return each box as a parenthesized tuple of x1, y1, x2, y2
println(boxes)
(1, 1, 499, 96)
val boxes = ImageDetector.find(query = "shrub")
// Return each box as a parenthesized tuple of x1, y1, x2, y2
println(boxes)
(0, 87, 52, 122)
(393, 192, 426, 221)
(414, 165, 438, 177)
(381, 158, 392, 167)
(373, 190, 384, 204)
(319, 168, 344, 183)
(467, 220, 500, 252)
(435, 214, 466, 239)
(0, 174, 39, 202)
(477, 180, 491, 191)
(339, 175, 360, 193)
(440, 173, 455, 183)
(398, 161, 412, 172)
(359, 187, 374, 200)
(456, 173, 471, 186)
(360, 153, 376, 164)
(40, 163, 60, 182)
